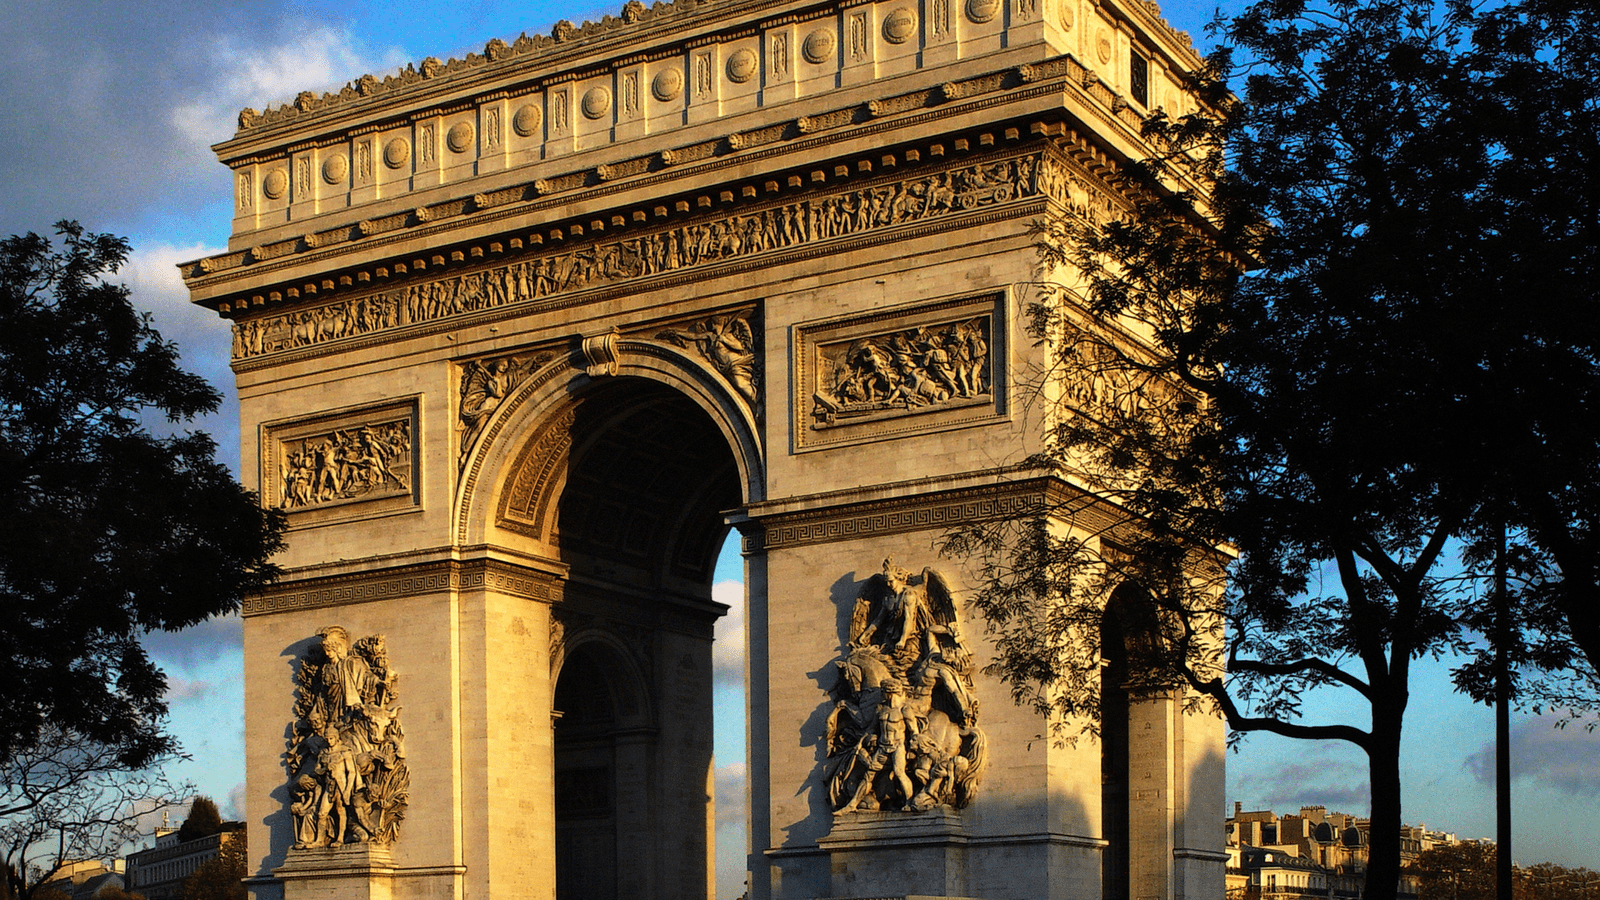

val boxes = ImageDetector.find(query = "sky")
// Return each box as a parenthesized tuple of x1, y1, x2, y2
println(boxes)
(2, 1, 1596, 897)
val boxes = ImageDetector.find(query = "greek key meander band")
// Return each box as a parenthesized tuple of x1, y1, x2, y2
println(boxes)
(248, 480, 1098, 613)
(244, 562, 559, 616)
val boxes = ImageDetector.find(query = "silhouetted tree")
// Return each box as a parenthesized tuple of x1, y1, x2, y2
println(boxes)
(175, 798, 222, 844)
(1415, 843, 1497, 900)
(949, 2, 1600, 900)
(0, 727, 186, 900)
(0, 222, 285, 771)
(178, 829, 244, 900)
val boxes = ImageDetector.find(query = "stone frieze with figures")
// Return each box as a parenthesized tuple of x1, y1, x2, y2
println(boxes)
(262, 400, 419, 520)
(230, 152, 1055, 362)
(794, 292, 1004, 449)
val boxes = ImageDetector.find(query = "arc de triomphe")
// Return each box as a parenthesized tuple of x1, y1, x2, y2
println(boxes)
(181, 0, 1225, 896)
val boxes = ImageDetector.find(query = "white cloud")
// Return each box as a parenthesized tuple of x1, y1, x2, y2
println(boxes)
(715, 760, 749, 900)
(170, 26, 409, 161)
(164, 677, 216, 703)
(715, 761, 748, 830)
(225, 782, 248, 822)
(1467, 715, 1600, 797)
(713, 580, 745, 692)
(122, 241, 230, 351)
(142, 612, 244, 672)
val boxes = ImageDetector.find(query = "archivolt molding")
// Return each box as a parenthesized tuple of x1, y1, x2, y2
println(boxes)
(549, 613, 656, 727)
(454, 334, 765, 548)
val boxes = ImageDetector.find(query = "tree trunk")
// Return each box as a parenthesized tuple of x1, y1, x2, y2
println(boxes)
(1366, 703, 1405, 900)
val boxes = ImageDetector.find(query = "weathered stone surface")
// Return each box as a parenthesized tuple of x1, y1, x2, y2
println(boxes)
(189, 0, 1225, 898)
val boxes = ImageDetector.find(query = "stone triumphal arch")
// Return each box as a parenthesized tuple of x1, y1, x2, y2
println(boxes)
(183, 0, 1225, 896)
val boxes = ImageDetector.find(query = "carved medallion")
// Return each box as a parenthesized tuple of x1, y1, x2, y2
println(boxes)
(966, 0, 1000, 23)
(512, 103, 542, 137)
(653, 66, 684, 101)
(286, 626, 409, 849)
(1096, 26, 1113, 63)
(1058, 0, 1074, 30)
(446, 121, 475, 154)
(263, 167, 289, 200)
(802, 28, 835, 64)
(321, 153, 348, 185)
(726, 48, 758, 83)
(582, 86, 613, 119)
(883, 8, 917, 44)
(825, 560, 986, 816)
(383, 138, 410, 169)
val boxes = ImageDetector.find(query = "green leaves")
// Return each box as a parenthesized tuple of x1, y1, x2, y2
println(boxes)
(0, 222, 285, 770)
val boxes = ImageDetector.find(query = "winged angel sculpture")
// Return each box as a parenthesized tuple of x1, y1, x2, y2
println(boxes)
(824, 560, 987, 815)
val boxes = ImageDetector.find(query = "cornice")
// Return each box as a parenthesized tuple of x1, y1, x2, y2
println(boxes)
(740, 475, 1125, 552)
(187, 52, 1159, 327)
(244, 556, 564, 617)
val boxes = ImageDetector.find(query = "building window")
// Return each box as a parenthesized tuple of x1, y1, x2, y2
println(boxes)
(1130, 48, 1149, 107)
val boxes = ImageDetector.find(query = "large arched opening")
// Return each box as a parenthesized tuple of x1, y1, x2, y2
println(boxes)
(497, 374, 747, 899)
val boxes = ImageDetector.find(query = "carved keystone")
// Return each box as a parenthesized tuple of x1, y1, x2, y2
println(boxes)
(578, 329, 621, 377)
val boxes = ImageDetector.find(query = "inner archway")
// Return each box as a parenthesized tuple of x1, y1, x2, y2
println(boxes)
(553, 643, 627, 899)
(526, 376, 744, 900)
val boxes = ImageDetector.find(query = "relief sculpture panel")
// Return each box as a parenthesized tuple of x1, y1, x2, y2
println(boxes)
(825, 560, 987, 815)
(287, 626, 409, 849)
(794, 293, 1002, 449)
(231, 153, 1047, 361)
(263, 400, 418, 520)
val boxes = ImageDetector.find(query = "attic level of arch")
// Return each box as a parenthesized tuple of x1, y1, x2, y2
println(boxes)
(185, 49, 1150, 313)
(220, 0, 1204, 149)
(191, 118, 1125, 340)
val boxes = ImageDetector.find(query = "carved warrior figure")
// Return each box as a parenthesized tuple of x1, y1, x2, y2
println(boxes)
(232, 155, 1045, 360)
(287, 627, 409, 849)
(812, 318, 990, 427)
(280, 421, 410, 509)
(825, 560, 987, 815)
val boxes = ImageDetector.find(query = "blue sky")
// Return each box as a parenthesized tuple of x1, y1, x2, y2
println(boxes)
(2, 1, 1596, 897)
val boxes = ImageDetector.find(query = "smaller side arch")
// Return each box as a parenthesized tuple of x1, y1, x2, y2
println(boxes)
(550, 628, 654, 730)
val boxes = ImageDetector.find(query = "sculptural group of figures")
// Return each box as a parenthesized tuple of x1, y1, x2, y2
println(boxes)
(287, 627, 410, 849)
(280, 422, 410, 509)
(825, 560, 987, 815)
(812, 318, 990, 426)
(454, 310, 759, 466)
(232, 155, 1045, 359)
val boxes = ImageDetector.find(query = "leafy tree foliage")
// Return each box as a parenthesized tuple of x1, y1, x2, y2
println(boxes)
(0, 726, 186, 900)
(949, 1, 1600, 899)
(175, 797, 222, 844)
(1412, 844, 1600, 900)
(1415, 843, 1498, 900)
(0, 222, 284, 770)
(178, 829, 245, 900)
